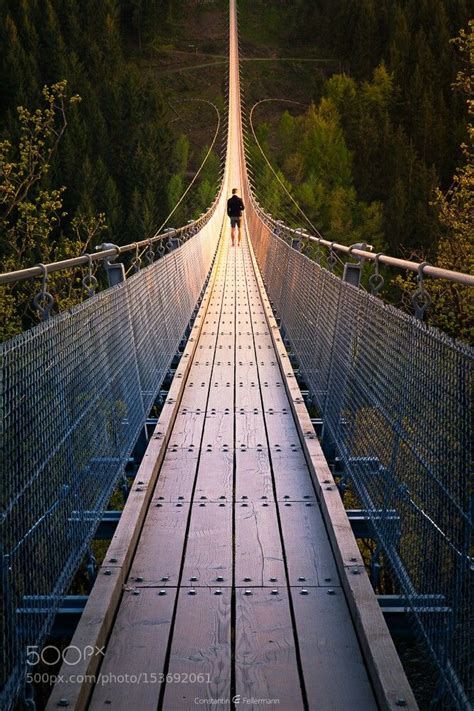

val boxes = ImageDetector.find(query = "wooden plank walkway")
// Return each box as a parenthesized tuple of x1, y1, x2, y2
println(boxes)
(84, 229, 377, 711)
(47, 2, 417, 709)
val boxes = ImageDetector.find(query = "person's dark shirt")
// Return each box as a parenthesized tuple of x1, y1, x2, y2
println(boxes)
(227, 195, 245, 217)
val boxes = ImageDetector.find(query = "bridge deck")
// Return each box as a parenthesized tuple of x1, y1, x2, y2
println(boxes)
(84, 228, 377, 710)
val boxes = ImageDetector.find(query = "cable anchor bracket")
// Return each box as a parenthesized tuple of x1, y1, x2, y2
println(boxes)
(82, 254, 98, 297)
(411, 261, 431, 320)
(32, 263, 54, 321)
(369, 252, 385, 295)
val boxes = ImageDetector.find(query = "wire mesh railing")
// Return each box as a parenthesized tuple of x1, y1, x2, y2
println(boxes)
(246, 204, 473, 709)
(0, 199, 223, 707)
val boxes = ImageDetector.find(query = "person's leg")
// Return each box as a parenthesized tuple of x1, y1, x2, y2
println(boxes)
(238, 220, 241, 245)
(230, 219, 235, 245)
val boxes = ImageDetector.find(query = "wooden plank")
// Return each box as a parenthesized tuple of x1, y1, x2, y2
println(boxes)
(271, 451, 316, 502)
(252, 317, 268, 327)
(163, 588, 231, 709)
(88, 588, 176, 709)
(235, 376, 262, 410)
(256, 358, 280, 380)
(180, 378, 213, 411)
(279, 501, 339, 586)
(212, 356, 234, 369)
(127, 503, 190, 587)
(153, 449, 199, 502)
(236, 317, 252, 329)
(254, 343, 275, 357)
(194, 450, 233, 501)
(235, 588, 304, 709)
(181, 502, 232, 586)
(45, 566, 126, 709)
(187, 361, 213, 378)
(235, 358, 257, 374)
(201, 410, 234, 450)
(235, 500, 285, 586)
(215, 334, 234, 349)
(235, 446, 274, 502)
(259, 377, 289, 410)
(180, 315, 226, 414)
(235, 408, 267, 450)
(252, 329, 271, 341)
(167, 409, 206, 450)
(265, 408, 302, 449)
(206, 264, 236, 409)
(292, 586, 377, 711)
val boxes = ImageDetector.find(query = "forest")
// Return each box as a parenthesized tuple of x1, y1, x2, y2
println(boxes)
(241, 0, 473, 340)
(0, 0, 176, 248)
(0, 0, 222, 337)
(0, 0, 472, 340)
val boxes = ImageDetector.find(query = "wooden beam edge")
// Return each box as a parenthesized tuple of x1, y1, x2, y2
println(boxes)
(245, 225, 418, 711)
(46, 233, 225, 711)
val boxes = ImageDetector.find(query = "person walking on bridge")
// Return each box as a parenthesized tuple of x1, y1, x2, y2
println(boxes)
(227, 188, 245, 246)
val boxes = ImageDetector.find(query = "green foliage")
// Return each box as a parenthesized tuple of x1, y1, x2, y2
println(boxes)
(167, 173, 184, 213)
(0, 0, 174, 251)
(193, 146, 220, 216)
(0, 0, 195, 338)
(301, 101, 353, 190)
(122, 0, 172, 50)
(395, 21, 474, 342)
(0, 84, 72, 292)
(252, 96, 385, 249)
(249, 4, 472, 340)
(0, 82, 108, 339)
(265, 0, 471, 256)
(172, 134, 190, 176)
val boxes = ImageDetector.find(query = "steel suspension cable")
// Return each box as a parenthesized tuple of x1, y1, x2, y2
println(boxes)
(247, 99, 325, 237)
(151, 99, 222, 238)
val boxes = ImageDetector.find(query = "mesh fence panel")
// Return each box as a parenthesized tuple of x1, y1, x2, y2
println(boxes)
(248, 208, 473, 709)
(0, 216, 219, 706)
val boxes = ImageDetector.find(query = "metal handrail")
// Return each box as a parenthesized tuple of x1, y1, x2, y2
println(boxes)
(252, 202, 474, 287)
(2, 122, 472, 290)
(0, 99, 224, 288)
(0, 189, 222, 287)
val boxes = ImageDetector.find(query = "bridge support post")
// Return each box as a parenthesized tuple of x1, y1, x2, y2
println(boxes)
(120, 473, 129, 502)
(291, 227, 305, 252)
(321, 428, 336, 463)
(85, 547, 97, 592)
(342, 242, 371, 288)
(131, 425, 149, 462)
(163, 228, 180, 252)
(96, 243, 125, 286)
(369, 543, 383, 589)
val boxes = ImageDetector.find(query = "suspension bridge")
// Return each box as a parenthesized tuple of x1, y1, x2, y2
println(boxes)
(1, 1, 473, 709)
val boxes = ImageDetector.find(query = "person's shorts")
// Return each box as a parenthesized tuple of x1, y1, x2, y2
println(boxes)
(230, 217, 241, 227)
